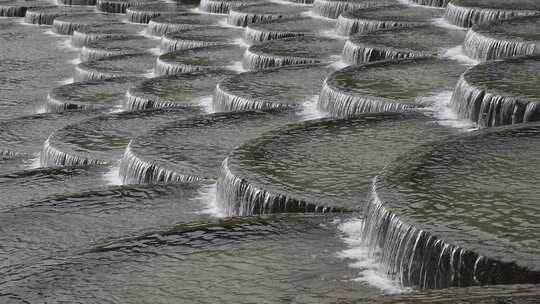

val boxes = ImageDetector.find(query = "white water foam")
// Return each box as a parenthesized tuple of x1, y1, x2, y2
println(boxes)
(103, 161, 123, 185)
(432, 17, 466, 31)
(300, 95, 327, 120)
(418, 91, 476, 130)
(196, 95, 215, 114)
(440, 45, 479, 65)
(217, 18, 242, 29)
(148, 47, 162, 55)
(301, 10, 335, 21)
(139, 29, 161, 40)
(58, 77, 74, 85)
(318, 29, 347, 40)
(143, 70, 157, 78)
(328, 57, 349, 70)
(233, 37, 251, 48)
(197, 183, 227, 218)
(268, 0, 312, 6)
(337, 218, 410, 294)
(67, 57, 81, 65)
(24, 154, 42, 169)
(190, 6, 228, 17)
(227, 61, 247, 73)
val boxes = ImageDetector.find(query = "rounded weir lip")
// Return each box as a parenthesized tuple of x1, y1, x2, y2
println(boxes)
(227, 2, 309, 27)
(444, 0, 540, 28)
(0, 0, 51, 17)
(24, 6, 94, 25)
(310, 0, 396, 20)
(243, 35, 344, 70)
(319, 57, 466, 117)
(155, 44, 244, 76)
(463, 15, 540, 61)
(244, 16, 336, 43)
(450, 55, 540, 127)
(159, 26, 242, 52)
(74, 53, 156, 82)
(213, 63, 333, 111)
(335, 5, 442, 36)
(96, 0, 157, 14)
(146, 13, 222, 36)
(80, 35, 159, 62)
(125, 3, 197, 24)
(125, 69, 234, 110)
(370, 123, 540, 288)
(407, 0, 450, 8)
(217, 111, 455, 216)
(52, 13, 124, 35)
(119, 109, 300, 185)
(342, 24, 465, 64)
(72, 23, 146, 47)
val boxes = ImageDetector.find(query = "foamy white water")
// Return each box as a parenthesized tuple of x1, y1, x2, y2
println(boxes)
(233, 38, 251, 48)
(338, 218, 410, 294)
(68, 57, 82, 65)
(148, 47, 162, 56)
(432, 17, 466, 31)
(301, 10, 335, 21)
(58, 77, 74, 85)
(318, 29, 347, 40)
(197, 183, 227, 217)
(228, 60, 247, 73)
(418, 91, 476, 130)
(103, 162, 123, 185)
(300, 95, 327, 120)
(440, 45, 479, 65)
(56, 39, 80, 51)
(196, 95, 215, 114)
(139, 29, 160, 40)
(328, 57, 349, 70)
(24, 155, 42, 169)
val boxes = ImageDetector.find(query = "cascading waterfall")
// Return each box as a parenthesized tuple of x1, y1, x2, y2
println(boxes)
(0, 4, 27, 17)
(124, 90, 176, 110)
(72, 31, 103, 48)
(160, 36, 219, 52)
(450, 76, 539, 127)
(360, 179, 538, 289)
(215, 158, 339, 216)
(244, 26, 302, 43)
(335, 16, 419, 36)
(147, 22, 200, 37)
(242, 49, 317, 70)
(126, 8, 163, 24)
(24, 9, 63, 25)
(57, 0, 97, 5)
(444, 2, 537, 28)
(341, 40, 425, 65)
(212, 83, 287, 112)
(74, 66, 113, 82)
(199, 0, 239, 14)
(409, 0, 449, 7)
(52, 20, 88, 35)
(463, 29, 539, 61)
(317, 81, 414, 117)
(80, 47, 116, 62)
(40, 137, 105, 167)
(119, 142, 204, 184)
(311, 0, 387, 19)
(227, 10, 282, 27)
(46, 93, 78, 112)
(96, 0, 133, 13)
(154, 57, 208, 76)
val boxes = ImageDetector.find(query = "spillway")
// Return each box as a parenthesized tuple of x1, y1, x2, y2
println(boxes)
(24, 6, 94, 25)
(463, 15, 540, 61)
(335, 5, 442, 36)
(311, 0, 396, 20)
(318, 57, 465, 117)
(243, 35, 344, 70)
(71, 23, 146, 47)
(198, 0, 262, 14)
(444, 0, 540, 28)
(244, 16, 335, 43)
(119, 110, 299, 184)
(96, 0, 153, 13)
(342, 25, 465, 65)
(74, 53, 156, 81)
(159, 26, 242, 52)
(147, 13, 222, 37)
(52, 13, 123, 35)
(450, 55, 540, 127)
(41, 107, 202, 167)
(216, 112, 454, 216)
(155, 45, 244, 75)
(363, 122, 540, 288)
(408, 0, 449, 7)
(47, 77, 142, 112)
(125, 69, 234, 110)
(228, 2, 308, 27)
(214, 64, 332, 111)
(126, 3, 196, 24)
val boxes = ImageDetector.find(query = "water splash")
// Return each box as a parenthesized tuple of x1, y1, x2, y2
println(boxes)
(40, 137, 106, 167)
(227, 60, 247, 73)
(463, 29, 539, 61)
(299, 95, 327, 120)
(440, 45, 479, 65)
(103, 161, 123, 185)
(242, 49, 318, 70)
(196, 95, 215, 114)
(58, 78, 74, 85)
(197, 183, 227, 218)
(417, 91, 475, 130)
(338, 218, 411, 294)
(213, 82, 285, 111)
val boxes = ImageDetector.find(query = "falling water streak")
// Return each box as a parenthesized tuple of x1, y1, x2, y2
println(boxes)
(407, 0, 448, 7)
(337, 218, 411, 294)
(147, 21, 204, 37)
(359, 179, 508, 289)
(449, 76, 540, 128)
(215, 158, 339, 216)
(197, 183, 227, 217)
(227, 10, 284, 27)
(212, 83, 289, 112)
(463, 29, 539, 61)
(126, 8, 166, 24)
(299, 95, 327, 120)
(124, 90, 176, 111)
(119, 142, 206, 184)
(24, 10, 62, 25)
(431, 17, 467, 31)
(160, 36, 220, 52)
(198, 0, 236, 14)
(40, 137, 106, 167)
(244, 26, 304, 43)
(242, 49, 319, 70)
(195, 95, 215, 114)
(0, 5, 27, 17)
(310, 0, 371, 19)
(96, 0, 132, 13)
(417, 91, 475, 130)
(72, 31, 106, 48)
(341, 40, 427, 65)
(80, 46, 117, 62)
(103, 161, 123, 185)
(74, 66, 113, 82)
(317, 81, 414, 117)
(154, 57, 211, 76)
(335, 16, 421, 36)
(268, 0, 313, 6)
(444, 2, 537, 28)
(439, 45, 479, 65)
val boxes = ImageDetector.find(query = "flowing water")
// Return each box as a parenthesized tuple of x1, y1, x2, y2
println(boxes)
(1, 0, 540, 302)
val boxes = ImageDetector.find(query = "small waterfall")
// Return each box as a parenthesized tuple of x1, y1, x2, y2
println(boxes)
(124, 90, 176, 110)
(0, 5, 27, 17)
(227, 10, 282, 27)
(45, 93, 80, 112)
(311, 0, 389, 19)
(450, 76, 540, 127)
(160, 36, 218, 52)
(40, 137, 105, 167)
(341, 40, 426, 65)
(409, 0, 448, 7)
(72, 31, 100, 48)
(360, 179, 539, 289)
(335, 16, 420, 36)
(463, 29, 539, 61)
(126, 8, 163, 24)
(97, 0, 132, 13)
(118, 142, 204, 184)
(244, 26, 302, 43)
(52, 20, 86, 36)
(242, 49, 318, 70)
(58, 0, 97, 5)
(199, 0, 237, 14)
(317, 81, 414, 117)
(74, 65, 111, 82)
(444, 2, 537, 28)
(148, 22, 201, 37)
(212, 83, 288, 112)
(154, 57, 209, 76)
(24, 9, 62, 25)
(80, 47, 115, 62)
(215, 158, 340, 216)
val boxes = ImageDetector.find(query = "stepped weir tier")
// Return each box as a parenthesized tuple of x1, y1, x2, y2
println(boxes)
(0, 0, 539, 302)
